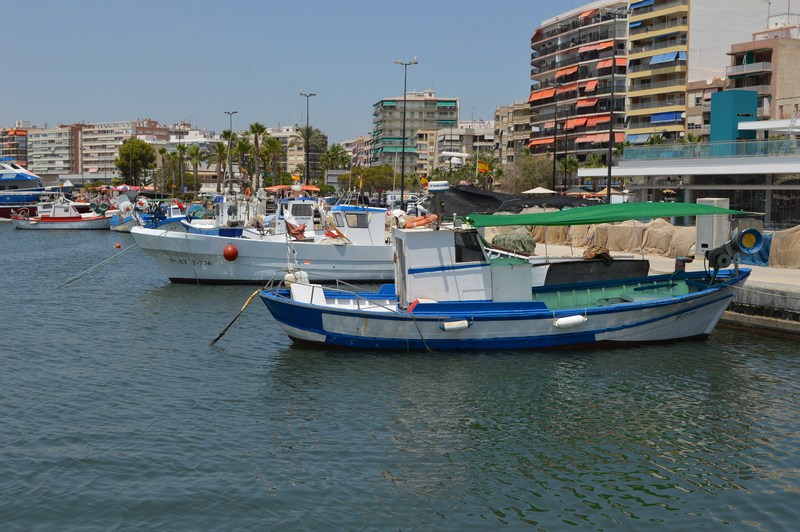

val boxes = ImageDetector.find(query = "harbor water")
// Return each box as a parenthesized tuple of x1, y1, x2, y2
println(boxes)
(2, 222, 799, 530)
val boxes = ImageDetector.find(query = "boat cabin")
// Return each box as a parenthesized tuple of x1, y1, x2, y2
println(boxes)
(393, 227, 532, 309)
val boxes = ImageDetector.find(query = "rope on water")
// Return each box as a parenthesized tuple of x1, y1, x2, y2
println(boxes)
(57, 230, 168, 289)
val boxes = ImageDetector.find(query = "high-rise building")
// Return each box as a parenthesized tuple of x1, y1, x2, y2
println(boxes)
(28, 124, 85, 178)
(626, 0, 769, 144)
(371, 89, 460, 172)
(0, 121, 32, 167)
(494, 101, 534, 165)
(528, 1, 628, 169)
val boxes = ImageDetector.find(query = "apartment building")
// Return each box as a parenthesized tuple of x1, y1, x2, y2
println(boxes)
(528, 0, 628, 166)
(371, 89, 460, 172)
(726, 11, 800, 123)
(0, 121, 32, 167)
(28, 124, 84, 178)
(341, 135, 372, 169)
(494, 101, 534, 165)
(80, 119, 170, 181)
(626, 0, 769, 143)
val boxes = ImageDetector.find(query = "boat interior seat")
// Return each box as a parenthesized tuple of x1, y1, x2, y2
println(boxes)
(290, 282, 327, 305)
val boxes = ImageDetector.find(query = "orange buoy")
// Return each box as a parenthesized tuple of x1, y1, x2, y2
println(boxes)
(115, 243, 121, 249)
(223, 244, 238, 261)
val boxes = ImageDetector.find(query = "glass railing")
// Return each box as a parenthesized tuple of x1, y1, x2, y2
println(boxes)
(623, 139, 800, 160)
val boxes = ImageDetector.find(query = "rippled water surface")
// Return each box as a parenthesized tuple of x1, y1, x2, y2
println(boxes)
(2, 223, 799, 530)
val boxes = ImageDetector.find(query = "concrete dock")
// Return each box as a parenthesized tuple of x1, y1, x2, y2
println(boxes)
(537, 243, 800, 337)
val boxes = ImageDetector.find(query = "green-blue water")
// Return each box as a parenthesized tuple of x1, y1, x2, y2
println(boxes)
(2, 223, 799, 530)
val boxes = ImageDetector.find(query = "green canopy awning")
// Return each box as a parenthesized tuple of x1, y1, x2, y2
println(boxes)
(464, 202, 752, 228)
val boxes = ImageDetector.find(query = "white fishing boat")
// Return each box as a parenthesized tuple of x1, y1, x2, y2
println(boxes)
(11, 195, 111, 230)
(258, 201, 763, 351)
(130, 201, 395, 284)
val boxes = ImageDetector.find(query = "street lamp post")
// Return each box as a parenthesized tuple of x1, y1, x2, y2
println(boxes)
(607, 41, 617, 203)
(395, 57, 417, 212)
(551, 82, 559, 192)
(300, 92, 316, 185)
(224, 110, 237, 193)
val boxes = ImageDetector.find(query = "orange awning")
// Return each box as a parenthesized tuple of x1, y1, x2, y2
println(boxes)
(586, 114, 611, 127)
(578, 44, 598, 53)
(576, 98, 598, 108)
(584, 79, 598, 92)
(597, 59, 612, 69)
(556, 65, 578, 78)
(529, 87, 555, 102)
(579, 9, 598, 18)
(593, 132, 626, 143)
(528, 138, 555, 148)
(544, 121, 555, 128)
(595, 41, 614, 51)
(575, 135, 598, 144)
(556, 82, 578, 95)
(565, 117, 588, 130)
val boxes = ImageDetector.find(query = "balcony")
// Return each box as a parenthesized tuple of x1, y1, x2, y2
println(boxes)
(726, 61, 772, 77)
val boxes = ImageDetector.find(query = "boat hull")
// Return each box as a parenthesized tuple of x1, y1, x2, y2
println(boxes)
(259, 270, 749, 351)
(130, 227, 394, 283)
(12, 215, 111, 230)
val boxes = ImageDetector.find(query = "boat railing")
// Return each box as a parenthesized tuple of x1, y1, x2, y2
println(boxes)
(264, 270, 397, 312)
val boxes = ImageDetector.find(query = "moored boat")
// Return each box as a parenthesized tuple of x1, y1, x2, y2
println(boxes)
(258, 201, 763, 351)
(11, 195, 111, 230)
(130, 202, 394, 284)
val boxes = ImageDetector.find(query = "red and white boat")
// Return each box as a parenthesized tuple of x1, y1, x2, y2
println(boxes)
(11, 195, 110, 230)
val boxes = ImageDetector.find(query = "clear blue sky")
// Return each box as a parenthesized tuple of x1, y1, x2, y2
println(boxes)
(7, 0, 589, 144)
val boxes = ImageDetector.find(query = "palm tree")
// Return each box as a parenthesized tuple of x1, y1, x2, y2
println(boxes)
(290, 126, 326, 184)
(208, 142, 227, 194)
(319, 144, 351, 181)
(175, 144, 188, 194)
(234, 137, 253, 192)
(158, 147, 168, 192)
(260, 136, 286, 186)
(186, 145, 208, 193)
(220, 129, 237, 192)
(558, 156, 580, 190)
(248, 122, 267, 190)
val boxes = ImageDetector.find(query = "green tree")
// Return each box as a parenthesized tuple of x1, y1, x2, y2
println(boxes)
(208, 142, 227, 194)
(248, 122, 267, 190)
(115, 138, 156, 187)
(260, 135, 286, 187)
(290, 126, 327, 184)
(157, 146, 169, 192)
(319, 143, 351, 181)
(558, 156, 580, 190)
(186, 145, 208, 193)
(175, 144, 188, 193)
(234, 137, 253, 191)
(500, 150, 552, 194)
(220, 129, 237, 191)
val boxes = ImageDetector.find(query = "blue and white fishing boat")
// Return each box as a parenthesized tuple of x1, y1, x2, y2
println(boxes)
(259, 201, 762, 351)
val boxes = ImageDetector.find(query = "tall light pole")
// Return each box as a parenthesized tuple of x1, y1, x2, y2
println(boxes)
(300, 92, 316, 185)
(551, 82, 559, 192)
(607, 41, 617, 204)
(224, 110, 237, 193)
(395, 57, 417, 212)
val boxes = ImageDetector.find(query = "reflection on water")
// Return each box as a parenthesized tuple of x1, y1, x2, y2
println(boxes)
(1, 223, 799, 529)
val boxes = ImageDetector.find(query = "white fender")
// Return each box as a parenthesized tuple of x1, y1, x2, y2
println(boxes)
(553, 315, 588, 329)
(439, 320, 471, 331)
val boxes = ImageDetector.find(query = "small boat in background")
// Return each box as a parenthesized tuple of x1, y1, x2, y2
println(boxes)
(11, 195, 111, 230)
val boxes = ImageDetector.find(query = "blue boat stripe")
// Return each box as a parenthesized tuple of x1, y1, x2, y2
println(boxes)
(408, 262, 489, 276)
